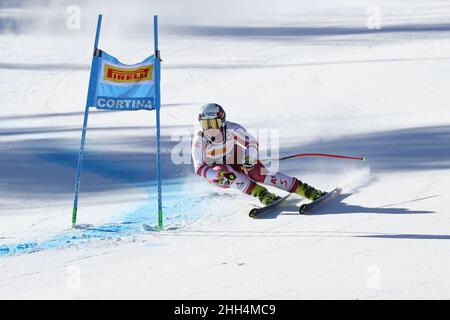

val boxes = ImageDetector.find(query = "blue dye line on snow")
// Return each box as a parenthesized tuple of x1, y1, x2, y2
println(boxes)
(0, 178, 210, 257)
(0, 224, 137, 256)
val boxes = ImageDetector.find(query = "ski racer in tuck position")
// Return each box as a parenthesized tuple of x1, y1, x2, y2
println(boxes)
(191, 103, 326, 206)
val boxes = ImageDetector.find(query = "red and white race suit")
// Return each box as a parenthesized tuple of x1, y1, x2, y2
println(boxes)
(192, 121, 300, 195)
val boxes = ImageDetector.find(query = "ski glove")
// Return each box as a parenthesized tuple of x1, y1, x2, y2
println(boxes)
(210, 171, 237, 187)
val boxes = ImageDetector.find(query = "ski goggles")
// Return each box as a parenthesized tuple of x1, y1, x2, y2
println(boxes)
(200, 118, 223, 130)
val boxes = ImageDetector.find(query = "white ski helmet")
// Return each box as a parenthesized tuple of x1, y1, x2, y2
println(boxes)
(198, 103, 226, 130)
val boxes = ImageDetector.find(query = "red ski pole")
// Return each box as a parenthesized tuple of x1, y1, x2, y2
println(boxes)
(262, 153, 366, 162)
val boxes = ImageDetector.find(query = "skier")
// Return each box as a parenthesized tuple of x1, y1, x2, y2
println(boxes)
(192, 103, 326, 205)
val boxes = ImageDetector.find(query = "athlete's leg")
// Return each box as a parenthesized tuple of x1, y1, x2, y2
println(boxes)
(211, 164, 278, 205)
(245, 162, 325, 200)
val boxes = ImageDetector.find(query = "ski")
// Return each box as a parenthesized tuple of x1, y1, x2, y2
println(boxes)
(249, 194, 291, 218)
(298, 187, 342, 214)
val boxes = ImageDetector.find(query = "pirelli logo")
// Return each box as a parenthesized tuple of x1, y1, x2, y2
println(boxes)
(104, 64, 153, 83)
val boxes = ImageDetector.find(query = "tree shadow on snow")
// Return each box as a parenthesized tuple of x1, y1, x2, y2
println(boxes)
(0, 104, 195, 121)
(255, 192, 434, 220)
(275, 124, 450, 175)
(172, 23, 450, 37)
(355, 233, 450, 240)
(0, 116, 198, 208)
(298, 193, 434, 216)
(168, 23, 450, 43)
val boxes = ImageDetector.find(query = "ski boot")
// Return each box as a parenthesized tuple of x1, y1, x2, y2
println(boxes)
(295, 182, 326, 201)
(251, 184, 279, 205)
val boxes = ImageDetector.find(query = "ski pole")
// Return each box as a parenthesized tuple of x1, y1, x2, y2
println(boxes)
(262, 153, 366, 162)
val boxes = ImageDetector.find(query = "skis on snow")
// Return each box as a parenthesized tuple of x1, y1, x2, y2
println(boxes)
(249, 194, 291, 218)
(298, 187, 342, 214)
(249, 187, 342, 218)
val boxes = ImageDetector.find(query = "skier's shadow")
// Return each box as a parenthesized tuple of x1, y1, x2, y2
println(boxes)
(256, 193, 435, 219)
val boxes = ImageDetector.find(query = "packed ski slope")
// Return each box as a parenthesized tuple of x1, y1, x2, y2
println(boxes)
(1, 0, 450, 299)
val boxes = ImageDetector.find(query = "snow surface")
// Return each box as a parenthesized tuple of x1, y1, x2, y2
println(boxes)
(1, 0, 450, 299)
